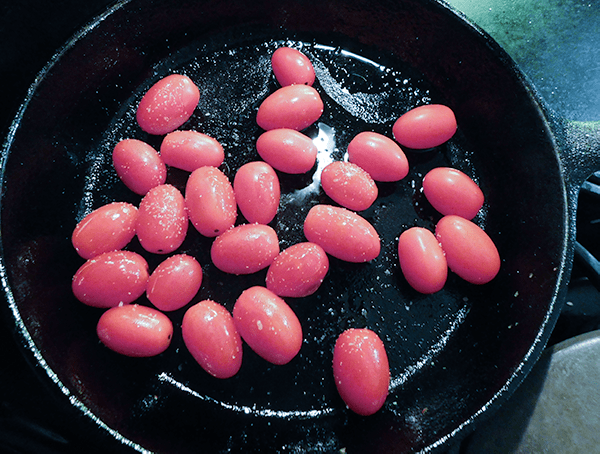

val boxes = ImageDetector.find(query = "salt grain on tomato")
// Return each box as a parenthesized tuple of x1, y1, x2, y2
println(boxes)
(72, 202, 138, 260)
(233, 286, 302, 365)
(435, 215, 500, 284)
(393, 104, 457, 149)
(136, 74, 200, 135)
(182, 300, 242, 379)
(97, 304, 173, 357)
(333, 328, 389, 416)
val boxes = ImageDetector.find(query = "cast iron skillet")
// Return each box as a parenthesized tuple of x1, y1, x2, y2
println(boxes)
(2, 0, 600, 452)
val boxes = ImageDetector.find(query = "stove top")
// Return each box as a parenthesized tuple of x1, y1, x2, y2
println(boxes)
(1, 1, 599, 453)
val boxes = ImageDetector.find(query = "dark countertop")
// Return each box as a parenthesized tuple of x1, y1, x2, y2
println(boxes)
(447, 0, 600, 122)
(1, 1, 599, 453)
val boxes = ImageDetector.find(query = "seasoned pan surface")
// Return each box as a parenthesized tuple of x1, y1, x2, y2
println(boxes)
(0, 0, 574, 452)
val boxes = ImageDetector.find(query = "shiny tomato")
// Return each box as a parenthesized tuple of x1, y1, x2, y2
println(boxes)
(233, 161, 280, 224)
(422, 167, 484, 219)
(435, 215, 500, 284)
(136, 184, 188, 254)
(112, 139, 167, 195)
(136, 74, 200, 135)
(146, 254, 202, 312)
(333, 328, 389, 416)
(233, 286, 302, 365)
(182, 300, 243, 379)
(397, 227, 447, 294)
(392, 104, 457, 149)
(266, 242, 329, 297)
(185, 166, 237, 237)
(72, 251, 149, 308)
(97, 304, 173, 357)
(255, 128, 318, 174)
(271, 46, 316, 87)
(320, 161, 378, 211)
(347, 131, 409, 182)
(71, 202, 138, 259)
(256, 84, 323, 131)
(160, 130, 224, 172)
(303, 205, 380, 263)
(210, 224, 279, 275)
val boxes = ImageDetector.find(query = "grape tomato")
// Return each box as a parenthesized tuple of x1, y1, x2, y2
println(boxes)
(392, 104, 457, 149)
(136, 184, 188, 254)
(185, 166, 237, 237)
(72, 202, 138, 260)
(210, 224, 280, 275)
(255, 128, 318, 174)
(271, 47, 316, 87)
(233, 286, 302, 365)
(333, 328, 389, 416)
(146, 254, 202, 312)
(182, 300, 242, 379)
(233, 161, 280, 224)
(112, 139, 167, 195)
(97, 304, 173, 357)
(266, 242, 329, 298)
(256, 84, 323, 131)
(435, 215, 500, 284)
(347, 131, 409, 182)
(72, 251, 149, 308)
(397, 227, 447, 294)
(422, 167, 484, 220)
(136, 74, 200, 135)
(320, 161, 378, 211)
(304, 205, 380, 263)
(160, 130, 224, 172)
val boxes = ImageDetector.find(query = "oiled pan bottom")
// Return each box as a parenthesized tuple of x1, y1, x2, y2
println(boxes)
(64, 30, 485, 445)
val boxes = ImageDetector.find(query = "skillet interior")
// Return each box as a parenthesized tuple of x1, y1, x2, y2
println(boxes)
(0, 0, 568, 452)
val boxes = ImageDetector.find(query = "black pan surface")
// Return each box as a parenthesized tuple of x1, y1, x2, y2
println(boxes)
(1, 0, 593, 452)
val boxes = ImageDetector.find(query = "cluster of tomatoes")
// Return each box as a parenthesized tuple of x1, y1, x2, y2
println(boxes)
(70, 46, 499, 417)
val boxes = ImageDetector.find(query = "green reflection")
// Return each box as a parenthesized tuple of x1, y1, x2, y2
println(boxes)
(446, 0, 600, 121)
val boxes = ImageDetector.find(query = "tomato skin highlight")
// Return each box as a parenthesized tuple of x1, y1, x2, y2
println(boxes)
(72, 251, 149, 308)
(256, 128, 318, 174)
(72, 202, 138, 260)
(435, 215, 500, 284)
(97, 304, 173, 357)
(233, 286, 302, 365)
(398, 227, 447, 294)
(136, 74, 200, 135)
(185, 166, 237, 237)
(182, 300, 243, 379)
(271, 47, 316, 87)
(333, 328, 390, 416)
(160, 130, 224, 172)
(321, 161, 378, 211)
(266, 242, 329, 297)
(392, 104, 457, 149)
(233, 161, 280, 224)
(347, 131, 409, 182)
(211, 224, 280, 275)
(136, 184, 188, 254)
(146, 254, 202, 312)
(303, 205, 380, 263)
(422, 167, 484, 220)
(112, 139, 167, 195)
(256, 85, 323, 131)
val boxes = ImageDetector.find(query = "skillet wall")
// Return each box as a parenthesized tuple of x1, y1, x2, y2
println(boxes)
(0, 0, 568, 452)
